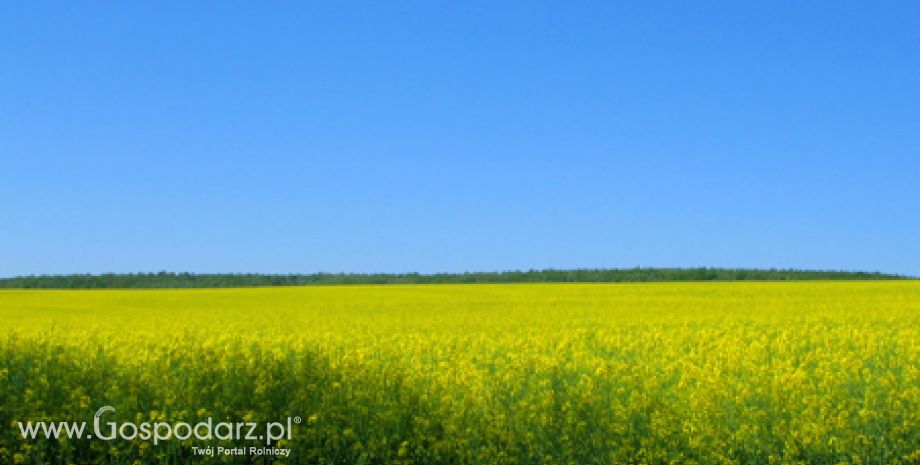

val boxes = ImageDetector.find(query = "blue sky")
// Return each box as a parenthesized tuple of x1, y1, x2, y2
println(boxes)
(2, 1, 918, 276)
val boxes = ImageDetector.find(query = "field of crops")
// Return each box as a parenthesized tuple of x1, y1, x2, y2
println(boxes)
(1, 282, 918, 464)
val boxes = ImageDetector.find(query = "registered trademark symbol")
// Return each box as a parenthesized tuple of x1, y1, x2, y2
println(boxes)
(294, 416, 302, 424)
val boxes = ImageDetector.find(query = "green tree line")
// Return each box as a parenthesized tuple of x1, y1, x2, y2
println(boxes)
(0, 268, 907, 289)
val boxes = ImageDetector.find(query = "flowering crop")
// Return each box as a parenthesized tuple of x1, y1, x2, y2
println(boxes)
(1, 282, 918, 464)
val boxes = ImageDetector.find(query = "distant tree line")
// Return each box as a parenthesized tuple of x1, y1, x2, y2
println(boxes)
(0, 268, 908, 289)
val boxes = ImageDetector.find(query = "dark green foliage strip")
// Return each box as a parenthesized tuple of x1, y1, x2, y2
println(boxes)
(0, 268, 907, 289)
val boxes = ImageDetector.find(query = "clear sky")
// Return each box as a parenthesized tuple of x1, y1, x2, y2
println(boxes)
(2, 1, 918, 277)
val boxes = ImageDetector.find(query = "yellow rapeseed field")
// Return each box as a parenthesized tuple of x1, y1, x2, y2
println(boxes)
(1, 282, 918, 464)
